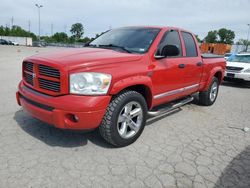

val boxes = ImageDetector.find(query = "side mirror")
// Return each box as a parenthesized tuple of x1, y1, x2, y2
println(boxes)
(155, 45, 180, 59)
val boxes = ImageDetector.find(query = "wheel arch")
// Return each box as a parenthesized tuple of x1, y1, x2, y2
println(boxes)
(214, 71, 223, 84)
(109, 76, 153, 109)
(202, 68, 224, 91)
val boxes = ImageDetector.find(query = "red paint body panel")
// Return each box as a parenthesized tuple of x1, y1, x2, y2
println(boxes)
(16, 26, 226, 130)
(17, 81, 111, 129)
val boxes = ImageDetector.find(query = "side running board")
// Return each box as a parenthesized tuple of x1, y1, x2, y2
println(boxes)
(148, 96, 194, 117)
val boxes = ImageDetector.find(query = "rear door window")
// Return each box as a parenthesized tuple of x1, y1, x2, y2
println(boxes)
(181, 32, 198, 57)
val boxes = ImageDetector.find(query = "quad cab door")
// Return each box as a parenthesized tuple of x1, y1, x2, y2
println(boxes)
(151, 29, 187, 106)
(179, 31, 203, 97)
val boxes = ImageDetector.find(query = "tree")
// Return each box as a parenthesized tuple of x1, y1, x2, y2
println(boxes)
(237, 39, 250, 51)
(52, 32, 68, 43)
(218, 28, 235, 44)
(195, 35, 202, 43)
(205, 30, 217, 43)
(0, 25, 37, 40)
(236, 39, 250, 46)
(0, 26, 5, 35)
(70, 23, 84, 40)
(78, 37, 91, 43)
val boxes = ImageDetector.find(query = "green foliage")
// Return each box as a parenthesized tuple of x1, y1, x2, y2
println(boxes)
(70, 23, 84, 40)
(205, 30, 218, 43)
(52, 32, 68, 43)
(217, 28, 235, 44)
(0, 25, 37, 40)
(205, 28, 235, 44)
(77, 37, 91, 43)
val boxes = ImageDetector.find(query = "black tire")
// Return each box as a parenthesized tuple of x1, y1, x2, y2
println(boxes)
(199, 77, 219, 106)
(99, 90, 147, 147)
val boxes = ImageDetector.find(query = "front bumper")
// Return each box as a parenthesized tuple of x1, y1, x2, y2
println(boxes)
(224, 71, 250, 81)
(16, 81, 111, 130)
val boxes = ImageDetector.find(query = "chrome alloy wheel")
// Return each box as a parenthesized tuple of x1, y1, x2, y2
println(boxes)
(117, 101, 143, 139)
(210, 81, 218, 102)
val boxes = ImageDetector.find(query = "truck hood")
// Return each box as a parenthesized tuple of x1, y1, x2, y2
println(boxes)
(226, 61, 250, 70)
(27, 47, 143, 70)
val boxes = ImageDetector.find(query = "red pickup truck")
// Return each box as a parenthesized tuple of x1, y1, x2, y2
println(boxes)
(16, 26, 226, 146)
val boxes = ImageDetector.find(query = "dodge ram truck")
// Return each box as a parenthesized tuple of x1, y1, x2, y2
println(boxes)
(16, 26, 226, 147)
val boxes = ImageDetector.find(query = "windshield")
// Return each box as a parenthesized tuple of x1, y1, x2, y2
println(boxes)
(89, 27, 160, 54)
(228, 55, 250, 63)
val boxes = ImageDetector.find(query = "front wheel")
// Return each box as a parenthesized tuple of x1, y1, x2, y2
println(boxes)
(99, 90, 147, 147)
(199, 77, 219, 106)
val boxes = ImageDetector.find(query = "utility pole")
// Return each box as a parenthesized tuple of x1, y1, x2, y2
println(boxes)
(28, 20, 31, 33)
(51, 23, 54, 36)
(11, 16, 14, 28)
(35, 4, 43, 42)
(246, 24, 250, 51)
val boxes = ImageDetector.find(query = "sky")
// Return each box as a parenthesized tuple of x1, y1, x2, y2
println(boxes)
(0, 0, 250, 42)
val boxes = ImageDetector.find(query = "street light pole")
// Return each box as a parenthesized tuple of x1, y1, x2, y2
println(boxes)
(246, 24, 250, 51)
(35, 4, 43, 42)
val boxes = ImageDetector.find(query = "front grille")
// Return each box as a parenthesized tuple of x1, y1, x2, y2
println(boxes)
(23, 62, 34, 86)
(226, 66, 244, 72)
(24, 72, 34, 85)
(38, 78, 60, 92)
(24, 62, 33, 72)
(38, 64, 60, 78)
(22, 61, 62, 95)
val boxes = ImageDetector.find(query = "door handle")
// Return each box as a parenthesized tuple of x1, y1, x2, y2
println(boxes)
(178, 64, 185, 68)
(196, 62, 203, 66)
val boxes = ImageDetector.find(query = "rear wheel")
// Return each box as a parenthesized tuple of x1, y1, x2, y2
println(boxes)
(199, 77, 219, 106)
(99, 90, 147, 147)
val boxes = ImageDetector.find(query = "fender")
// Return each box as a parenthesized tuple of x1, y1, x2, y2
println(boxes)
(202, 67, 223, 91)
(110, 75, 153, 94)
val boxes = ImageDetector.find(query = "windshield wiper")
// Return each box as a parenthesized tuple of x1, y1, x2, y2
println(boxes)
(99, 44, 132, 53)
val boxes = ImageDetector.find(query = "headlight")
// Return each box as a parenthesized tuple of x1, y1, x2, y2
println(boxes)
(244, 68, 250, 73)
(70, 72, 112, 95)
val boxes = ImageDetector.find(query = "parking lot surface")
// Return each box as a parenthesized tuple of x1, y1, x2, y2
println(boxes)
(0, 45, 250, 188)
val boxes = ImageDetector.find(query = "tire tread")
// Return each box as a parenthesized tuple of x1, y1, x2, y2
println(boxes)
(99, 90, 144, 146)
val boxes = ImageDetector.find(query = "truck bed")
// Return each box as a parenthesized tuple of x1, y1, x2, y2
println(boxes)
(202, 53, 224, 58)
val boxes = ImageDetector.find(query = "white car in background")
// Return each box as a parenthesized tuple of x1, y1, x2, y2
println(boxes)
(11, 41, 19, 46)
(224, 53, 250, 82)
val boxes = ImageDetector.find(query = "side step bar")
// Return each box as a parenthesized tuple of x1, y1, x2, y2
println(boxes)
(148, 96, 194, 117)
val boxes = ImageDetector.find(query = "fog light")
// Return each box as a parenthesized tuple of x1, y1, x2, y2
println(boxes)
(72, 115, 79, 122)
(65, 114, 79, 123)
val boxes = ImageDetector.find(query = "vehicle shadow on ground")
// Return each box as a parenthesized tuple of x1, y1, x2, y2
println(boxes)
(14, 109, 114, 148)
(222, 81, 250, 89)
(13, 94, 205, 148)
(214, 145, 250, 188)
